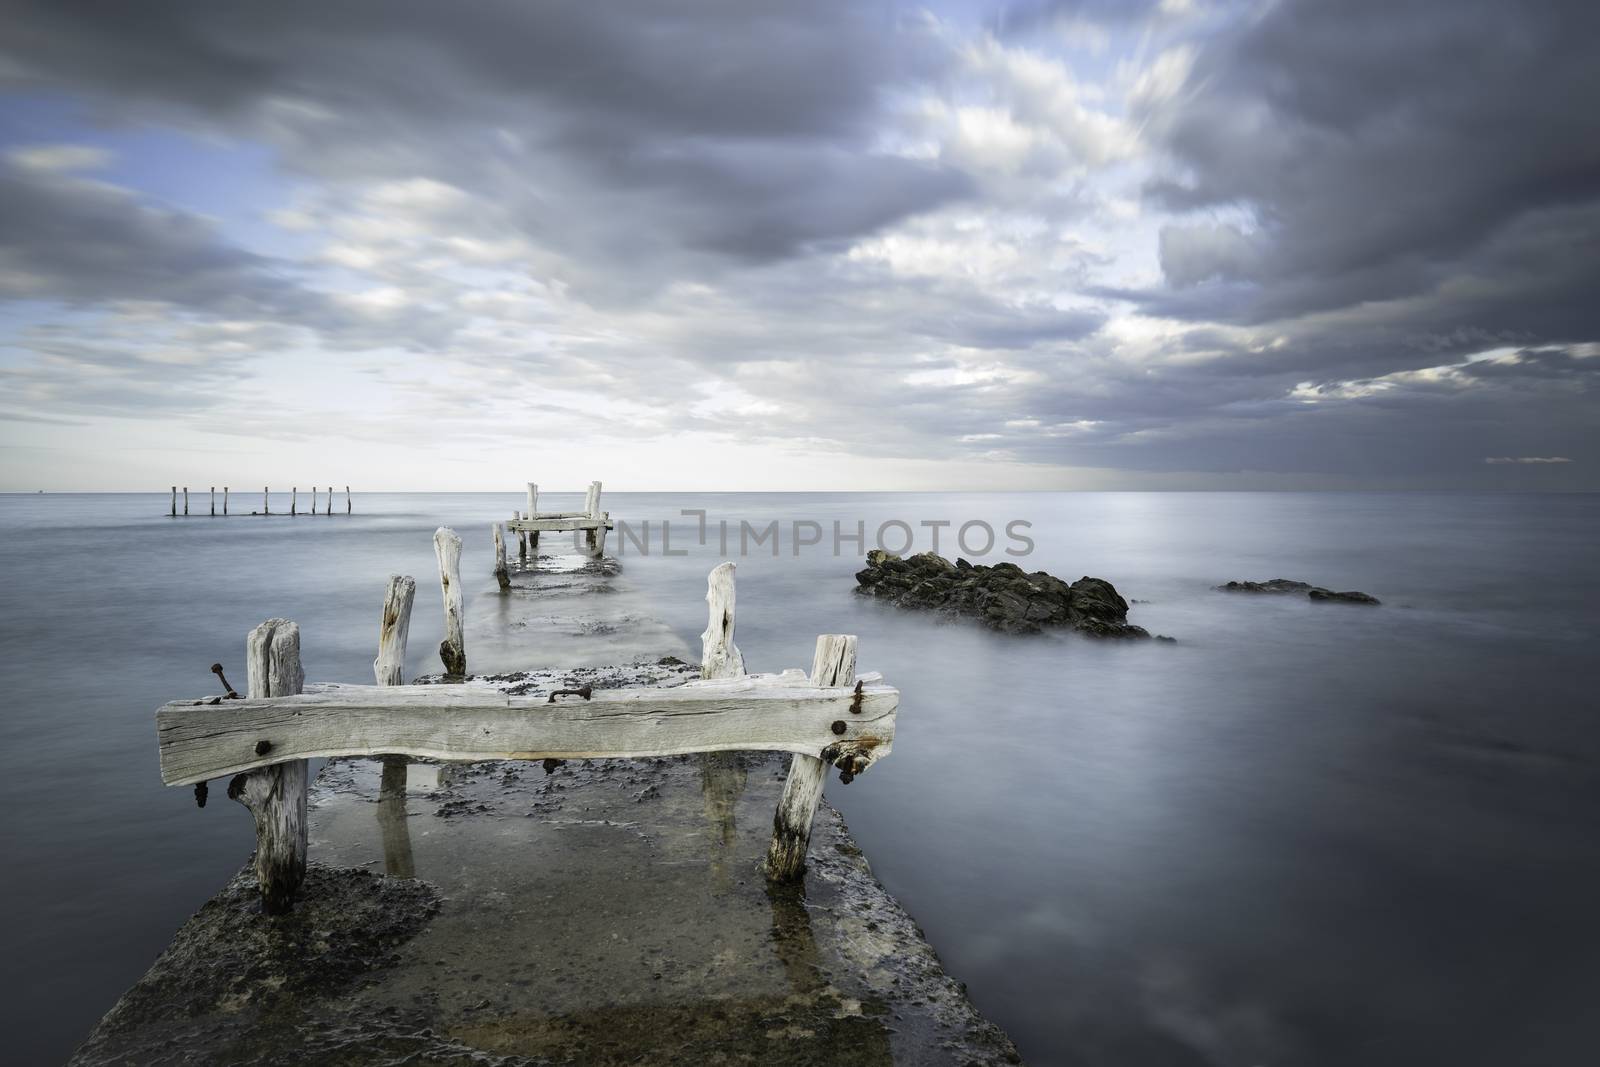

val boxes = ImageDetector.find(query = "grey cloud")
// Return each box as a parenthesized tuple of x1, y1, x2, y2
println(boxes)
(1138, 0, 1600, 337)
(2, 0, 969, 289)
(0, 160, 302, 315)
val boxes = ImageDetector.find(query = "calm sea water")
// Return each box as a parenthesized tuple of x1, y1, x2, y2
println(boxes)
(2, 491, 1597, 1065)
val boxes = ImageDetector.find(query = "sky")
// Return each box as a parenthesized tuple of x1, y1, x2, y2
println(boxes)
(1, 0, 1596, 491)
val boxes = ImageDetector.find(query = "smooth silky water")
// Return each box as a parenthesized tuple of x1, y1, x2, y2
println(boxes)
(2, 491, 1596, 1065)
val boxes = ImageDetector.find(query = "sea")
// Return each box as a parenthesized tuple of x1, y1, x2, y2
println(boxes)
(2, 491, 1596, 1065)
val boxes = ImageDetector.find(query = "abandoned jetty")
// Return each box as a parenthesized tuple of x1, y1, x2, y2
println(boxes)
(75, 486, 1021, 1066)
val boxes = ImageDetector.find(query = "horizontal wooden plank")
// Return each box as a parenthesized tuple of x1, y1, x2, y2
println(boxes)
(156, 680, 897, 786)
(507, 516, 614, 532)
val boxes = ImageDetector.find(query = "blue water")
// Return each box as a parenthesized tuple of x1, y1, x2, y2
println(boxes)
(2, 492, 1597, 1065)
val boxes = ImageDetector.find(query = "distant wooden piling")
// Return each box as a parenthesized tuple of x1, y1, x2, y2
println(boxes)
(434, 527, 466, 676)
(514, 511, 527, 560)
(170, 486, 176, 517)
(526, 484, 539, 551)
(228, 618, 307, 914)
(183, 487, 189, 515)
(291, 487, 297, 516)
(766, 635, 857, 882)
(492, 523, 510, 591)
(373, 575, 416, 686)
(346, 486, 351, 515)
(223, 487, 229, 515)
(210, 487, 215, 516)
(263, 487, 270, 515)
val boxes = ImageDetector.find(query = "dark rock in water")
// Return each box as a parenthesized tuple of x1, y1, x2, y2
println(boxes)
(1307, 587, 1381, 604)
(1217, 578, 1315, 594)
(1218, 578, 1380, 605)
(855, 550, 1150, 638)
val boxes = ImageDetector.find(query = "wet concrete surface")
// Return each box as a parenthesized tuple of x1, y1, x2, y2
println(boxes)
(71, 551, 1020, 1065)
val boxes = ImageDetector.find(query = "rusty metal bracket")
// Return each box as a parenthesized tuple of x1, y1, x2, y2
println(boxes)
(547, 685, 593, 703)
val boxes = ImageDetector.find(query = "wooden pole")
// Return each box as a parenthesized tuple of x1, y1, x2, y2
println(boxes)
(291, 487, 297, 516)
(223, 487, 228, 515)
(183, 487, 188, 515)
(228, 618, 307, 914)
(767, 634, 857, 882)
(434, 527, 466, 676)
(700, 562, 745, 679)
(263, 487, 269, 515)
(526, 482, 538, 520)
(170, 486, 176, 517)
(584, 481, 603, 556)
(492, 523, 510, 590)
(514, 511, 527, 561)
(373, 575, 416, 686)
(346, 486, 351, 515)
(210, 487, 215, 516)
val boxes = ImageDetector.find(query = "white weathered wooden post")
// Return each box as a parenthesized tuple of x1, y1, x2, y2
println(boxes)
(434, 527, 466, 676)
(170, 486, 176, 516)
(223, 486, 228, 515)
(492, 523, 510, 591)
(701, 562, 745, 679)
(228, 618, 307, 914)
(767, 633, 858, 882)
(183, 487, 188, 515)
(592, 481, 610, 556)
(513, 511, 526, 560)
(373, 575, 416, 686)
(291, 487, 297, 516)
(526, 483, 539, 551)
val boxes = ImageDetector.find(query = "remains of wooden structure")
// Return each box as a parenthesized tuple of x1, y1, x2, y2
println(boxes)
(166, 485, 352, 515)
(155, 558, 896, 911)
(506, 480, 613, 557)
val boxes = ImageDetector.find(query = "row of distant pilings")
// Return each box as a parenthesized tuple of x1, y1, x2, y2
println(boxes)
(169, 486, 352, 516)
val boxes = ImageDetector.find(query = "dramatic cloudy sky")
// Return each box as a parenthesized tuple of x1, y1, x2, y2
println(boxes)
(1, 0, 1596, 490)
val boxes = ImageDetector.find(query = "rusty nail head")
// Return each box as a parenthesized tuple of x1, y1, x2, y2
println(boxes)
(831, 720, 847, 735)
(254, 739, 272, 756)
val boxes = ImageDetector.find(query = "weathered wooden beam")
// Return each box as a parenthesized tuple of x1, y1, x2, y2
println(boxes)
(701, 562, 745, 680)
(156, 678, 897, 786)
(507, 516, 615, 533)
(434, 527, 466, 676)
(228, 619, 307, 914)
(373, 575, 416, 686)
(492, 522, 510, 590)
(767, 634, 858, 882)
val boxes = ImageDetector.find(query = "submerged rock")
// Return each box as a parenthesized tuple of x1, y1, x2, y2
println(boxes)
(855, 549, 1150, 638)
(1218, 578, 1380, 604)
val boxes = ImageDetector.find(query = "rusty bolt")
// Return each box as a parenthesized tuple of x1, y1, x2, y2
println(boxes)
(849, 679, 864, 714)
(831, 720, 847, 735)
(211, 663, 238, 697)
(254, 739, 272, 756)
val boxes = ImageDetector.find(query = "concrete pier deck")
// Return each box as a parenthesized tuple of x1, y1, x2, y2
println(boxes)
(72, 549, 1021, 1065)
